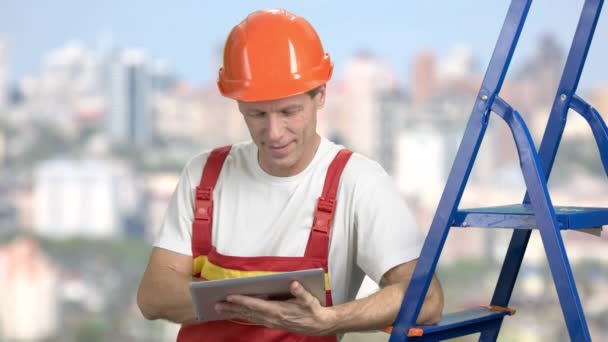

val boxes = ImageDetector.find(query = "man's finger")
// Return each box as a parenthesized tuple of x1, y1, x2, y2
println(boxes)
(226, 294, 280, 313)
(290, 281, 317, 307)
(215, 302, 245, 315)
(214, 303, 250, 321)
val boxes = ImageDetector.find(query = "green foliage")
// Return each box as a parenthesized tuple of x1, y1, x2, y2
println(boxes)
(39, 236, 151, 263)
(75, 318, 110, 342)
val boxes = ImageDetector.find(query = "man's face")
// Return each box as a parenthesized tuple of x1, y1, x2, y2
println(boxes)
(238, 87, 325, 177)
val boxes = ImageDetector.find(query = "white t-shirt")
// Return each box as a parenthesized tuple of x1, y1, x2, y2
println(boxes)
(155, 137, 424, 305)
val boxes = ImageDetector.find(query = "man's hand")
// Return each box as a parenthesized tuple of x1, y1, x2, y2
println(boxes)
(215, 281, 336, 336)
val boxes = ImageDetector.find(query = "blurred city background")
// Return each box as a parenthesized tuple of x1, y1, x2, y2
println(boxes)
(0, 1, 607, 341)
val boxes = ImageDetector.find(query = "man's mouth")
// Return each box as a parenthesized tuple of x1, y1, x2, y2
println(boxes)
(269, 143, 289, 149)
(267, 142, 292, 154)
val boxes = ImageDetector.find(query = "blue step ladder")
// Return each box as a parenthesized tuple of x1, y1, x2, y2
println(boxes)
(389, 0, 606, 341)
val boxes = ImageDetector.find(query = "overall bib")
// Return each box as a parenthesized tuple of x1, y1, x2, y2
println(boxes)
(177, 146, 352, 341)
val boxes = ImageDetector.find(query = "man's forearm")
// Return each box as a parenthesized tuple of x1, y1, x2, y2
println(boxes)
(326, 277, 442, 334)
(137, 268, 197, 324)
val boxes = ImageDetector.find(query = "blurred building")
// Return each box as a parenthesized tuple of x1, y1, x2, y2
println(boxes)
(509, 34, 564, 117)
(520, 34, 563, 87)
(397, 100, 488, 199)
(13, 179, 34, 230)
(0, 238, 59, 341)
(151, 82, 248, 175)
(149, 59, 177, 92)
(439, 47, 479, 83)
(395, 126, 446, 198)
(590, 86, 608, 116)
(104, 49, 176, 147)
(411, 51, 438, 105)
(411, 48, 480, 109)
(200, 85, 250, 145)
(376, 89, 410, 174)
(105, 49, 152, 146)
(0, 37, 7, 111)
(144, 172, 180, 240)
(33, 158, 137, 239)
(0, 130, 5, 164)
(154, 85, 209, 144)
(0, 178, 16, 232)
(16, 42, 101, 130)
(396, 49, 502, 261)
(332, 51, 399, 158)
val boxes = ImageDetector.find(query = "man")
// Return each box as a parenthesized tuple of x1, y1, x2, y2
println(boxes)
(138, 8, 443, 341)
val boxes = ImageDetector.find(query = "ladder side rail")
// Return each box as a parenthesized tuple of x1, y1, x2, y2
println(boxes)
(570, 95, 608, 176)
(389, 1, 533, 340)
(493, 97, 591, 341)
(525, 0, 604, 202)
(388, 108, 489, 342)
(478, 0, 533, 104)
(485, 2, 604, 338)
(478, 229, 532, 341)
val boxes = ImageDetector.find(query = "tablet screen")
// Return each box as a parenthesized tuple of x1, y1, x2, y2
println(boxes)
(190, 268, 326, 322)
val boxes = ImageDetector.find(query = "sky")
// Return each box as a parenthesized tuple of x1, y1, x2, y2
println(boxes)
(1, 0, 607, 90)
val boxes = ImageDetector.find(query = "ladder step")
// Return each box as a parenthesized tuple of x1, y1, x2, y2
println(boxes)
(453, 204, 608, 230)
(406, 306, 515, 340)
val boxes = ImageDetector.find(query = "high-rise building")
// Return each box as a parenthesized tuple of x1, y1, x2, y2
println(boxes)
(411, 50, 438, 105)
(106, 49, 152, 146)
(0, 238, 59, 341)
(0, 38, 8, 110)
(150, 59, 176, 92)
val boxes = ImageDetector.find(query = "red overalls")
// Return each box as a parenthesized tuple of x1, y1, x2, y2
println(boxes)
(177, 146, 353, 342)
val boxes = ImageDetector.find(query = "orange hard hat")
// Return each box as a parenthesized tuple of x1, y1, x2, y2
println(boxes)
(218, 9, 333, 102)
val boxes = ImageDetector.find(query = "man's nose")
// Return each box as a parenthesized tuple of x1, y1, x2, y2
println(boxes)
(267, 113, 284, 141)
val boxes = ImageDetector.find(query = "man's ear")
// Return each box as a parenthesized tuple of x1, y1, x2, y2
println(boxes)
(314, 85, 327, 110)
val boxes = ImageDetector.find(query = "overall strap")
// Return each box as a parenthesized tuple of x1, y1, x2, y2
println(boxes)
(304, 149, 353, 259)
(192, 145, 232, 256)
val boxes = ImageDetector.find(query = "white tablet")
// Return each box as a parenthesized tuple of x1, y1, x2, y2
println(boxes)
(190, 268, 326, 322)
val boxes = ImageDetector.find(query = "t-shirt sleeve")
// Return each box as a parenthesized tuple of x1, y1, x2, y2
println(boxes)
(153, 158, 201, 256)
(353, 164, 425, 284)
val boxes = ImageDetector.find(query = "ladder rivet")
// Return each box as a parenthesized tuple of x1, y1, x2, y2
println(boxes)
(480, 95, 488, 102)
(560, 94, 567, 101)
